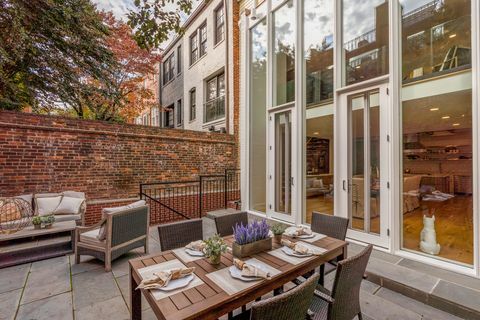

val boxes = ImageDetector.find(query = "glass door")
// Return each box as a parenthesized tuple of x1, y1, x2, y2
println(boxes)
(269, 109, 296, 222)
(339, 85, 389, 247)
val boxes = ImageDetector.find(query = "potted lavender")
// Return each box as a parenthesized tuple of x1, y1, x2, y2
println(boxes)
(232, 219, 272, 258)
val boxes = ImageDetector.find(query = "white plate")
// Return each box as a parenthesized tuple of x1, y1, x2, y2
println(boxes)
(185, 248, 204, 257)
(157, 274, 195, 291)
(284, 227, 314, 239)
(229, 265, 266, 282)
(281, 246, 313, 258)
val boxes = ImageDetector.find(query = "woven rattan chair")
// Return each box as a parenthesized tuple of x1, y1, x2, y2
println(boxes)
(311, 212, 349, 285)
(157, 219, 203, 251)
(214, 211, 248, 236)
(310, 245, 373, 320)
(75, 205, 149, 271)
(232, 273, 320, 320)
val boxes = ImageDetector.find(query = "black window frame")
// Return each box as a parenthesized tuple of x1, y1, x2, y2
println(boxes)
(163, 53, 175, 84)
(189, 88, 196, 121)
(177, 99, 183, 126)
(199, 23, 207, 57)
(215, 5, 225, 45)
(190, 31, 199, 65)
(177, 45, 182, 74)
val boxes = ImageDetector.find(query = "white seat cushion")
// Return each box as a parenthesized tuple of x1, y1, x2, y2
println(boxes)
(36, 196, 62, 216)
(80, 228, 106, 247)
(54, 197, 85, 215)
(101, 200, 146, 215)
(54, 214, 81, 223)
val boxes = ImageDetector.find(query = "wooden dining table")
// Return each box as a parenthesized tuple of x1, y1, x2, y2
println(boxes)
(129, 234, 348, 320)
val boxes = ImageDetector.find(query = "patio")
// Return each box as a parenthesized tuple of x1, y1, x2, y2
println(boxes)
(1, 217, 461, 320)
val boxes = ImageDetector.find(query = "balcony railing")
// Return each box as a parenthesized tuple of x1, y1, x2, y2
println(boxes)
(204, 95, 225, 123)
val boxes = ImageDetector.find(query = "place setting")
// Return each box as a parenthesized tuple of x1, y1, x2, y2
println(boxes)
(172, 239, 207, 263)
(136, 259, 204, 300)
(268, 239, 327, 265)
(284, 226, 327, 243)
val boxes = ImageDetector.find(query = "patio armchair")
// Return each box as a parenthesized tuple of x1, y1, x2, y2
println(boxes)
(309, 245, 373, 320)
(232, 273, 320, 320)
(311, 212, 349, 285)
(157, 219, 203, 251)
(214, 211, 248, 236)
(74, 204, 149, 271)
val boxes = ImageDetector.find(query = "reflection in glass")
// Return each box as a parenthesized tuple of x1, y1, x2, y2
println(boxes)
(275, 112, 292, 214)
(350, 95, 365, 232)
(401, 0, 471, 82)
(273, 0, 295, 106)
(249, 20, 268, 213)
(342, 0, 389, 85)
(304, 104, 334, 224)
(304, 0, 334, 105)
(369, 92, 380, 235)
(400, 0, 473, 266)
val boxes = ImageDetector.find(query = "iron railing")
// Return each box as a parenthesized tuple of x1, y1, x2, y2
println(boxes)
(139, 169, 240, 224)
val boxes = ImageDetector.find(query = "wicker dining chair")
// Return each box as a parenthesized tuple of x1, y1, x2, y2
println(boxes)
(214, 211, 248, 236)
(232, 273, 320, 320)
(309, 245, 373, 320)
(311, 212, 349, 285)
(157, 219, 203, 251)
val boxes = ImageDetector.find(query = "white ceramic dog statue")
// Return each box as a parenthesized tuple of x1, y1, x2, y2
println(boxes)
(420, 215, 441, 255)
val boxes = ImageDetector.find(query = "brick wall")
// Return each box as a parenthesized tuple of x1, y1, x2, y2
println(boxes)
(0, 110, 238, 224)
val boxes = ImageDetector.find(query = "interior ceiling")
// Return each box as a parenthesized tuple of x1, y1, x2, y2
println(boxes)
(306, 89, 472, 140)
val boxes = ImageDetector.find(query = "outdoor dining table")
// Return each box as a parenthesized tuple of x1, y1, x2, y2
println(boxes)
(129, 234, 348, 320)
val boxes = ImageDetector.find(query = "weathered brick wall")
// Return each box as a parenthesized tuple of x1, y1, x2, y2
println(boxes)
(0, 110, 238, 224)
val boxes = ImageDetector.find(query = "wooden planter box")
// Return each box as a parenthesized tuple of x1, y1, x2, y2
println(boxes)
(232, 237, 272, 258)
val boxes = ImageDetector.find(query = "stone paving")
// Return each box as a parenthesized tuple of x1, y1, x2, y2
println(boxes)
(0, 218, 462, 320)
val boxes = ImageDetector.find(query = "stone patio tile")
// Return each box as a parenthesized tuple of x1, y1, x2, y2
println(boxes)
(22, 256, 71, 304)
(431, 280, 480, 313)
(115, 274, 149, 311)
(0, 263, 30, 294)
(366, 257, 439, 293)
(72, 268, 122, 310)
(398, 258, 480, 292)
(348, 242, 403, 264)
(0, 288, 22, 320)
(75, 296, 129, 320)
(16, 292, 73, 320)
(376, 288, 461, 320)
(360, 290, 421, 320)
(111, 252, 140, 278)
(142, 308, 157, 320)
(69, 255, 104, 275)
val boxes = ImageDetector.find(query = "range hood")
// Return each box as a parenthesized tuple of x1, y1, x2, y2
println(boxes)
(404, 134, 427, 153)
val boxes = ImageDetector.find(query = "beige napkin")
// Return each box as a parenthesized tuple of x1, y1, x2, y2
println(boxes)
(185, 240, 206, 252)
(136, 267, 195, 290)
(234, 258, 270, 279)
(281, 239, 321, 256)
(292, 227, 312, 237)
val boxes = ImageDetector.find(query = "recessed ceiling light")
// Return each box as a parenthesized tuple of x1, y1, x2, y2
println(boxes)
(355, 65, 361, 69)
(452, 123, 460, 126)
(442, 116, 450, 119)
(449, 34, 457, 38)
(430, 107, 439, 111)
(313, 132, 319, 135)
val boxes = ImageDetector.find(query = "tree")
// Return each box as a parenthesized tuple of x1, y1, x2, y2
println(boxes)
(0, 0, 117, 112)
(78, 12, 161, 122)
(127, 0, 194, 49)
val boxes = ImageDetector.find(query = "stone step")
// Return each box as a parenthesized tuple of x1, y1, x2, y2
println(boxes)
(205, 208, 241, 220)
(348, 243, 480, 320)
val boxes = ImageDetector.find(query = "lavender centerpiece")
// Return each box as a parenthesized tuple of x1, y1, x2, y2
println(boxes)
(232, 219, 272, 258)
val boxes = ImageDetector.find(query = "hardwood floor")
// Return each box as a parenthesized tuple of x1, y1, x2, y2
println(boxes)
(306, 194, 473, 265)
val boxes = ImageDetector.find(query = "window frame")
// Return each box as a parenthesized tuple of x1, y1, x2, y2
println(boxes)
(177, 99, 183, 126)
(177, 45, 182, 74)
(199, 23, 208, 57)
(215, 5, 225, 45)
(163, 53, 175, 84)
(189, 88, 196, 121)
(190, 31, 199, 65)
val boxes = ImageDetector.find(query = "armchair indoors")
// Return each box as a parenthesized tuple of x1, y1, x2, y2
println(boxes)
(74, 202, 149, 271)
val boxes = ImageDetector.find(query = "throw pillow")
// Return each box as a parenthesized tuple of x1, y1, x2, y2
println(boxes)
(36, 196, 62, 216)
(312, 179, 324, 188)
(54, 197, 85, 215)
(97, 222, 107, 241)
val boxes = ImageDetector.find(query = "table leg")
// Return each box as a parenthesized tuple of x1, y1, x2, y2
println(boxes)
(130, 266, 142, 320)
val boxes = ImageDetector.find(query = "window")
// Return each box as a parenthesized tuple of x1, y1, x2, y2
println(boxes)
(163, 54, 175, 84)
(177, 46, 182, 74)
(215, 5, 225, 45)
(204, 73, 225, 123)
(190, 32, 199, 64)
(199, 23, 207, 57)
(164, 105, 174, 128)
(177, 99, 182, 126)
(190, 89, 196, 121)
(249, 19, 267, 213)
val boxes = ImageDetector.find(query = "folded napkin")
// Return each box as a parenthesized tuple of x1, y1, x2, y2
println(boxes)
(233, 258, 270, 279)
(281, 239, 321, 256)
(185, 240, 206, 252)
(288, 227, 312, 237)
(136, 267, 195, 290)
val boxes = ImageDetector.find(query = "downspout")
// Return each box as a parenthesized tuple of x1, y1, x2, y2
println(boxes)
(223, 0, 230, 134)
